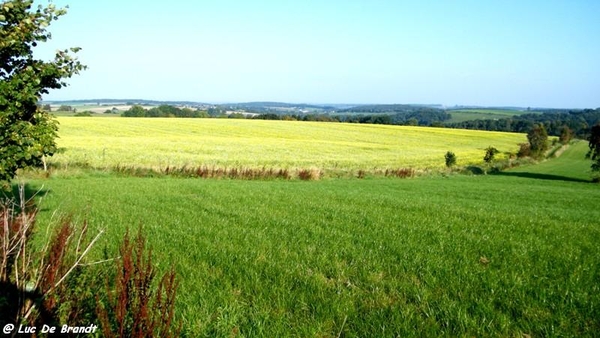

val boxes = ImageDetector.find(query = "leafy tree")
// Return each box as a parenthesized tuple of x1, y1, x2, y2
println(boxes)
(0, 0, 85, 186)
(483, 146, 500, 163)
(122, 105, 146, 117)
(58, 104, 73, 111)
(587, 124, 600, 173)
(559, 125, 573, 145)
(527, 124, 549, 159)
(445, 151, 457, 167)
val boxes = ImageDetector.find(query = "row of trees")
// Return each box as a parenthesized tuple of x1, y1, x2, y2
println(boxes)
(122, 104, 452, 127)
(122, 105, 212, 118)
(444, 123, 571, 168)
(251, 110, 451, 126)
(447, 109, 600, 137)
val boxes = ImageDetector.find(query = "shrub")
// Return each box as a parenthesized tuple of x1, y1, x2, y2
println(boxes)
(559, 126, 573, 145)
(517, 143, 531, 158)
(527, 124, 549, 159)
(74, 111, 93, 117)
(445, 151, 457, 168)
(483, 146, 500, 163)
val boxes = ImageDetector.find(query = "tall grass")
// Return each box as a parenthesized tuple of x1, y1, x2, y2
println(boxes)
(28, 173, 600, 337)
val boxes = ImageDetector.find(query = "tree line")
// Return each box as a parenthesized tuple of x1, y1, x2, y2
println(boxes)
(122, 105, 453, 126)
(251, 109, 451, 126)
(447, 109, 600, 137)
(122, 105, 217, 118)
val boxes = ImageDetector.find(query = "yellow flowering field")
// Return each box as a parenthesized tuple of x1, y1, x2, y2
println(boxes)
(51, 117, 526, 171)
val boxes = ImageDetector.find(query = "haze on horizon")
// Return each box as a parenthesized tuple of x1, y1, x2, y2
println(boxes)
(33, 0, 600, 109)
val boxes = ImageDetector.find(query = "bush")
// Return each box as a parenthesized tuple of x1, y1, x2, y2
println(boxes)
(559, 126, 573, 145)
(74, 111, 93, 117)
(445, 151, 457, 167)
(483, 146, 500, 163)
(517, 143, 531, 158)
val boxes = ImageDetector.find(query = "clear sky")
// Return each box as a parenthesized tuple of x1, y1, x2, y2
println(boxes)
(33, 0, 600, 108)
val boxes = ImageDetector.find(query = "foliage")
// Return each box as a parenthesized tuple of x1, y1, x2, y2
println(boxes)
(73, 110, 92, 117)
(122, 104, 209, 118)
(559, 125, 573, 145)
(1, 185, 181, 335)
(483, 146, 500, 163)
(517, 143, 531, 158)
(96, 227, 181, 338)
(57, 104, 73, 112)
(587, 124, 600, 173)
(445, 151, 457, 167)
(527, 124, 549, 159)
(447, 108, 600, 137)
(0, 0, 85, 185)
(0, 185, 102, 329)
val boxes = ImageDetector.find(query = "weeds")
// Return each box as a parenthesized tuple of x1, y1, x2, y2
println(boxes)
(385, 168, 415, 178)
(298, 168, 322, 180)
(0, 184, 103, 329)
(115, 164, 292, 180)
(96, 227, 181, 338)
(1, 185, 181, 336)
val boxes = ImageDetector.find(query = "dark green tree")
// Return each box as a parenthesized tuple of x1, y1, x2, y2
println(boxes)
(587, 124, 600, 173)
(122, 105, 147, 117)
(0, 0, 85, 186)
(527, 124, 549, 159)
(58, 104, 73, 111)
(445, 151, 457, 167)
(483, 146, 500, 163)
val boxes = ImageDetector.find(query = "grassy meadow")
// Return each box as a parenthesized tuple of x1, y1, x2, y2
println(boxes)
(50, 117, 526, 172)
(22, 130, 600, 336)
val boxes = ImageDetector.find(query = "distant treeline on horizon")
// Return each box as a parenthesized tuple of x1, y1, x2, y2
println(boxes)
(100, 104, 600, 138)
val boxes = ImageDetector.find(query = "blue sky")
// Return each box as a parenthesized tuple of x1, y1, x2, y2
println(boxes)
(33, 0, 600, 108)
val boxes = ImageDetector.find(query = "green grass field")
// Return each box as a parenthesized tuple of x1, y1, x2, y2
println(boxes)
(503, 140, 593, 182)
(446, 109, 525, 123)
(50, 117, 526, 172)
(24, 138, 600, 337)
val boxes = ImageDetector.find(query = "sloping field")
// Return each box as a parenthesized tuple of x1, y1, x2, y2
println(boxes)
(51, 117, 526, 171)
(503, 141, 592, 182)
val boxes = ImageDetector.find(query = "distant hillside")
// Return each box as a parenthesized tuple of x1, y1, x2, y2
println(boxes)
(220, 102, 338, 113)
(41, 99, 211, 107)
(340, 104, 443, 113)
